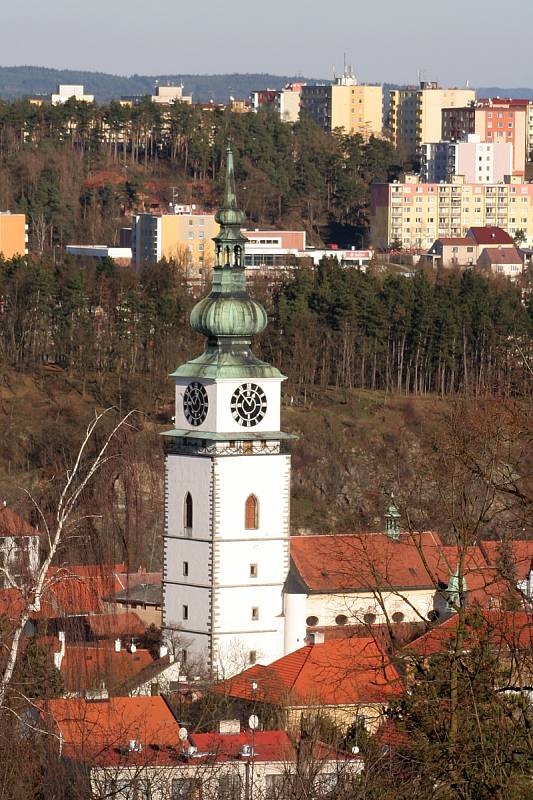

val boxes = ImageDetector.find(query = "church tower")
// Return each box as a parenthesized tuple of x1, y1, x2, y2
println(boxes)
(162, 145, 293, 677)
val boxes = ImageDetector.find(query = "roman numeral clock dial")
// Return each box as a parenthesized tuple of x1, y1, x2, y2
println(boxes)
(183, 382, 209, 426)
(230, 383, 267, 427)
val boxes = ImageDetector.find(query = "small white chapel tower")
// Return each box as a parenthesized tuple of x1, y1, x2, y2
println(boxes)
(162, 145, 294, 677)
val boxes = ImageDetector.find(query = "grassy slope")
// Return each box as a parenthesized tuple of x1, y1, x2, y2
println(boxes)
(0, 366, 454, 539)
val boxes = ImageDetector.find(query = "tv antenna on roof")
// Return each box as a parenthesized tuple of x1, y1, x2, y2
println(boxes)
(248, 715, 259, 730)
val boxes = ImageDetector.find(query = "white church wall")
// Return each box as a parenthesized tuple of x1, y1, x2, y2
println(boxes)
(304, 588, 437, 626)
(166, 456, 212, 539)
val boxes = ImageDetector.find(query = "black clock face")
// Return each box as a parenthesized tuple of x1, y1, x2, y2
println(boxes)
(183, 382, 208, 426)
(231, 383, 267, 427)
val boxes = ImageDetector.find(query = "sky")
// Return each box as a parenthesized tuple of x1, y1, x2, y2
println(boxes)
(2, 0, 533, 87)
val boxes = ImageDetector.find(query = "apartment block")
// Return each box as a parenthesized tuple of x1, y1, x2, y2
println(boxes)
(420, 135, 513, 184)
(132, 209, 218, 273)
(389, 82, 475, 160)
(0, 212, 28, 258)
(442, 99, 527, 175)
(370, 174, 533, 250)
(250, 84, 302, 123)
(51, 84, 94, 105)
(301, 67, 383, 138)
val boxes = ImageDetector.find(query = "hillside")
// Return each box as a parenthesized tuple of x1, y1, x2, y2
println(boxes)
(1, 66, 533, 103)
(1, 366, 529, 572)
(0, 67, 321, 102)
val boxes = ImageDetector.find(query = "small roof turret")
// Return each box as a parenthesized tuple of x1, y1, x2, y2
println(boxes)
(385, 493, 401, 540)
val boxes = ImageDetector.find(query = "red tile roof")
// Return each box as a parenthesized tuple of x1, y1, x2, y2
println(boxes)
(86, 612, 145, 639)
(0, 505, 39, 538)
(404, 610, 533, 657)
(189, 730, 358, 764)
(467, 227, 514, 245)
(215, 637, 403, 707)
(59, 643, 153, 693)
(479, 246, 522, 265)
(39, 696, 179, 761)
(481, 540, 533, 581)
(290, 532, 446, 592)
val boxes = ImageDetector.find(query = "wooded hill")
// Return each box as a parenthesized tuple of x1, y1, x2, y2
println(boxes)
(0, 97, 405, 248)
(0, 67, 320, 102)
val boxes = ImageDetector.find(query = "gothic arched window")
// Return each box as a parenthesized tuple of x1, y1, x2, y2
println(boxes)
(184, 492, 193, 532)
(234, 245, 241, 266)
(244, 494, 259, 530)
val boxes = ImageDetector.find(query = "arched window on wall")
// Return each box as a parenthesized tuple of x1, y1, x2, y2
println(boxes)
(244, 494, 259, 530)
(184, 492, 193, 534)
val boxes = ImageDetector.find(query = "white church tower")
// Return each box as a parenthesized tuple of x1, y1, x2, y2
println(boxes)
(162, 145, 294, 677)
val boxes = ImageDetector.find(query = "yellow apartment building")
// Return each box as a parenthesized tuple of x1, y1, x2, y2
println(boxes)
(301, 67, 383, 138)
(370, 174, 533, 250)
(0, 213, 28, 259)
(389, 82, 476, 159)
(132, 210, 218, 274)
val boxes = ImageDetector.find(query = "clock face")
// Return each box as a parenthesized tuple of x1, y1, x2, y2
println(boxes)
(231, 383, 267, 427)
(183, 382, 208, 426)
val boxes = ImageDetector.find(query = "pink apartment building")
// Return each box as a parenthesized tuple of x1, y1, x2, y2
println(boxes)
(442, 99, 527, 177)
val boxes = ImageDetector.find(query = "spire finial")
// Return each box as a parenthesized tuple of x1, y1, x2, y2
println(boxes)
(224, 142, 238, 211)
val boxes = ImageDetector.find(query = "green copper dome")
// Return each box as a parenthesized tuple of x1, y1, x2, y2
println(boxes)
(171, 142, 284, 380)
(190, 239, 267, 339)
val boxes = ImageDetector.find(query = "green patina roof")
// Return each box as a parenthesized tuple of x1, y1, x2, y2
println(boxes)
(162, 429, 297, 441)
(171, 141, 283, 380)
(170, 348, 285, 380)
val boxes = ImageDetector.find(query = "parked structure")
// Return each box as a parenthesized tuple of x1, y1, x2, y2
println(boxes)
(0, 212, 28, 259)
(420, 134, 513, 184)
(389, 82, 475, 159)
(371, 173, 533, 250)
(301, 65, 383, 138)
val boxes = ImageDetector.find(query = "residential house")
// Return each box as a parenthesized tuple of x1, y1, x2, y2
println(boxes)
(213, 636, 404, 733)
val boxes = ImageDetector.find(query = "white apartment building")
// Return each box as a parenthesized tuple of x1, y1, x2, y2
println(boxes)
(51, 84, 94, 104)
(420, 134, 513, 184)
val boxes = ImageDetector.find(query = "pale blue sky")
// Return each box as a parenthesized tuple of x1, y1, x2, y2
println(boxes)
(2, 0, 532, 86)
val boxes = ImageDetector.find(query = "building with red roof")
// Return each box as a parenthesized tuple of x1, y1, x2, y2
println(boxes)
(37, 698, 360, 798)
(213, 636, 403, 733)
(403, 610, 533, 663)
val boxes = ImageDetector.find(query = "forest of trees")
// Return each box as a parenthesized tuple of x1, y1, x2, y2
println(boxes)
(0, 255, 531, 404)
(0, 97, 406, 249)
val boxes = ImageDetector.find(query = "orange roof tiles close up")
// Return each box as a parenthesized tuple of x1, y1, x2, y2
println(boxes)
(86, 612, 145, 639)
(59, 643, 153, 694)
(215, 637, 403, 707)
(0, 505, 39, 538)
(404, 610, 533, 658)
(39, 696, 179, 761)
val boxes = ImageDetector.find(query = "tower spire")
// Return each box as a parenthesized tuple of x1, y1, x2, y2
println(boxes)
(171, 141, 284, 381)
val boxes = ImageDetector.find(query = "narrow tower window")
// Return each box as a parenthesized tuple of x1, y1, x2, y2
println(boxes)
(245, 495, 259, 530)
(184, 493, 193, 532)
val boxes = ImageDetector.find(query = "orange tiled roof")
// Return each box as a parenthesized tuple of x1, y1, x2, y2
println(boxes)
(404, 610, 533, 657)
(0, 506, 39, 538)
(59, 643, 153, 693)
(39, 696, 179, 760)
(289, 532, 446, 592)
(215, 637, 403, 707)
(86, 612, 145, 639)
(481, 540, 533, 581)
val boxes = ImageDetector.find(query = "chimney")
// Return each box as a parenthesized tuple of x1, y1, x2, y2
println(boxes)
(114, 638, 121, 652)
(54, 631, 66, 670)
(159, 644, 168, 659)
(308, 631, 325, 645)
